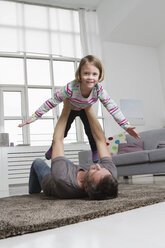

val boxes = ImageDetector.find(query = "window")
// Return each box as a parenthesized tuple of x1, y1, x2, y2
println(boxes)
(27, 59, 51, 85)
(3, 91, 22, 116)
(0, 54, 105, 146)
(53, 61, 75, 86)
(50, 8, 82, 57)
(2, 90, 24, 146)
(28, 88, 53, 116)
(0, 1, 83, 146)
(0, 57, 24, 85)
(0, 2, 18, 52)
(0, 1, 82, 57)
(0, 1, 104, 146)
(30, 119, 54, 146)
(0, 55, 82, 146)
(4, 120, 23, 145)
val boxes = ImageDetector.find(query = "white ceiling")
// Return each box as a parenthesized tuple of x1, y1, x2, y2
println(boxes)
(105, 0, 165, 47)
(16, 0, 102, 9)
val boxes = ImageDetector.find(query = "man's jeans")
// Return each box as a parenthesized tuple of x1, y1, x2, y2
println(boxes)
(29, 158, 50, 194)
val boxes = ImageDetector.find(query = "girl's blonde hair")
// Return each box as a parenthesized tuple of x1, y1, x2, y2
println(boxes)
(75, 55, 104, 82)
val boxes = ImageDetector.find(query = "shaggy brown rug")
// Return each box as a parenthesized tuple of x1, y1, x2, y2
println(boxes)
(0, 183, 165, 239)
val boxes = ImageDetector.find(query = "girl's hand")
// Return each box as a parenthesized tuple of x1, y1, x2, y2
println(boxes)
(18, 118, 34, 128)
(126, 127, 141, 139)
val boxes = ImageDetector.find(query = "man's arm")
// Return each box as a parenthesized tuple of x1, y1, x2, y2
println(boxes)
(85, 106, 111, 159)
(51, 100, 71, 160)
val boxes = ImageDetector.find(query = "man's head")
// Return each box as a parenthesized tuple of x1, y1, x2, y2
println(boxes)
(85, 164, 118, 200)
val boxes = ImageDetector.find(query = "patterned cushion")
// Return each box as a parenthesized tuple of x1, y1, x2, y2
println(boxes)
(106, 133, 126, 156)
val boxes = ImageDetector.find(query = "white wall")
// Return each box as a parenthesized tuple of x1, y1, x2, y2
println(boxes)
(101, 42, 164, 137)
(157, 43, 165, 109)
(97, 0, 141, 41)
(96, 0, 165, 136)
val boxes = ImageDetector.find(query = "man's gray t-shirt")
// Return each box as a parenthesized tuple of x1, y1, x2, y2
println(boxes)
(42, 156, 117, 199)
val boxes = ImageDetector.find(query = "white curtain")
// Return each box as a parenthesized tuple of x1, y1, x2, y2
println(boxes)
(0, 1, 82, 58)
(79, 9, 103, 115)
(79, 9, 102, 58)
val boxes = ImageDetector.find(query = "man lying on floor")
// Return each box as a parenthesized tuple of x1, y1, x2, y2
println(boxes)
(29, 100, 118, 200)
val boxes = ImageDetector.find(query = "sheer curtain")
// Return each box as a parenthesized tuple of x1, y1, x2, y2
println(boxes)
(79, 9, 102, 58)
(0, 1, 82, 58)
(79, 9, 103, 115)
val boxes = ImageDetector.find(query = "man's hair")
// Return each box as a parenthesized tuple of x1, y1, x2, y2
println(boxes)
(75, 55, 104, 82)
(87, 175, 118, 200)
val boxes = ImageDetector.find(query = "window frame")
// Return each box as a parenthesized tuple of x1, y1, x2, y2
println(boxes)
(0, 52, 88, 145)
(0, 85, 27, 145)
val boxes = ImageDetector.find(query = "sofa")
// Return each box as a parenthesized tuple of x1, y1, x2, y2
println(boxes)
(78, 128, 165, 177)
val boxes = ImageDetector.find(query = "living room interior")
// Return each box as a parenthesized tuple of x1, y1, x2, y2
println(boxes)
(0, 0, 165, 247)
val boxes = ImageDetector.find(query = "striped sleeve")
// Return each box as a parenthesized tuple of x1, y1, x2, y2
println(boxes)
(97, 85, 131, 130)
(31, 83, 72, 121)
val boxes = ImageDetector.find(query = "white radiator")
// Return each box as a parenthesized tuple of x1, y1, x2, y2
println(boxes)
(0, 143, 89, 189)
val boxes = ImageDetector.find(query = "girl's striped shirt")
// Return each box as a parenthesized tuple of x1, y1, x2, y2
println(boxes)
(32, 80, 130, 130)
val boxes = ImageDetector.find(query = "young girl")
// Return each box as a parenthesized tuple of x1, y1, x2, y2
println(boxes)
(19, 55, 140, 162)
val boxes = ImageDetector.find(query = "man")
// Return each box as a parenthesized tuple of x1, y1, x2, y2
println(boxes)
(29, 100, 118, 200)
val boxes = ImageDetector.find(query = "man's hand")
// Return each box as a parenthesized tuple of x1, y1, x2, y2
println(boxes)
(84, 105, 92, 112)
(63, 98, 72, 111)
(126, 127, 141, 139)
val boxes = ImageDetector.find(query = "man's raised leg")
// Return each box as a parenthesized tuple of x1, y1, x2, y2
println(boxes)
(29, 158, 50, 194)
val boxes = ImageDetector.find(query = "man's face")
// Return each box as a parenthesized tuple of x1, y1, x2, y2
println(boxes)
(87, 163, 111, 185)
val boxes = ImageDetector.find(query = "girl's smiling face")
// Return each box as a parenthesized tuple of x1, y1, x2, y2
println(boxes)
(80, 62, 100, 90)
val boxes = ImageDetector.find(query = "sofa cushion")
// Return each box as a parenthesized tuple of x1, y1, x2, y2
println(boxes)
(126, 128, 165, 150)
(156, 141, 165, 149)
(148, 148, 165, 162)
(118, 141, 144, 154)
(112, 150, 149, 166)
